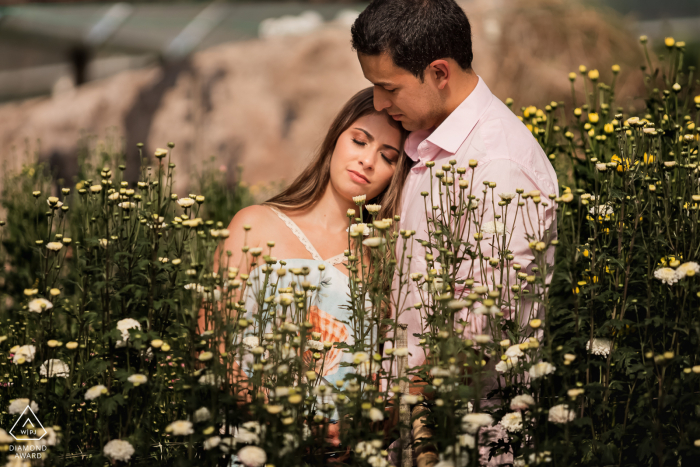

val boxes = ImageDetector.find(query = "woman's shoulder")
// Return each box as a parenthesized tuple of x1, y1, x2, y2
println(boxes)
(227, 205, 278, 231)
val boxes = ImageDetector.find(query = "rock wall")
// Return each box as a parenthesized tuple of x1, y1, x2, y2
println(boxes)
(0, 0, 645, 198)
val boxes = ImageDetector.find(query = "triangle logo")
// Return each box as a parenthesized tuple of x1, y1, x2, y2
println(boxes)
(9, 406, 46, 441)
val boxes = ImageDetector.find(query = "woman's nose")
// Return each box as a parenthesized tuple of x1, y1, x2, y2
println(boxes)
(358, 150, 376, 169)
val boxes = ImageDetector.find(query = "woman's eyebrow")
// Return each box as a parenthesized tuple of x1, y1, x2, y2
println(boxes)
(354, 127, 399, 153)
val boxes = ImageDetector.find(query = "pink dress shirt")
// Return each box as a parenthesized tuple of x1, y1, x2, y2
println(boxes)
(386, 76, 559, 372)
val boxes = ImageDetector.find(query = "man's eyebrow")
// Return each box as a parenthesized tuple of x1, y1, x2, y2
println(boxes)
(374, 81, 396, 88)
(354, 127, 399, 154)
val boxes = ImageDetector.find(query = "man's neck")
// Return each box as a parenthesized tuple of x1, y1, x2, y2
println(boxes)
(434, 69, 479, 128)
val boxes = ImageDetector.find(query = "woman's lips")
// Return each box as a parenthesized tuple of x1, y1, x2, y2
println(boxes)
(348, 170, 369, 184)
(390, 114, 402, 121)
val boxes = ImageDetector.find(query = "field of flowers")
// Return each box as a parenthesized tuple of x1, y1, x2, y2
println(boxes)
(0, 37, 699, 467)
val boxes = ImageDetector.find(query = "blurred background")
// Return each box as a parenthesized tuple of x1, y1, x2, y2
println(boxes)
(0, 0, 698, 200)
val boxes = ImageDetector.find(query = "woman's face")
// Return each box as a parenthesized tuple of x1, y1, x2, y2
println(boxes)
(329, 112, 403, 203)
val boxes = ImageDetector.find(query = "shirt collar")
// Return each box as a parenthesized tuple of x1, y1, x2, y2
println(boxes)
(405, 75, 493, 162)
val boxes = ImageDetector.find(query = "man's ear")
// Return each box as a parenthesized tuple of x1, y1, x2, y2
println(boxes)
(428, 59, 450, 90)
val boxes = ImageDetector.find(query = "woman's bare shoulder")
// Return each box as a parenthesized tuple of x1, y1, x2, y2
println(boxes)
(226, 205, 279, 239)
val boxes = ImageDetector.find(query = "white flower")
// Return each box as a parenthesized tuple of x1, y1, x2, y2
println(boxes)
(39, 359, 70, 378)
(362, 237, 386, 248)
(589, 203, 614, 217)
(402, 394, 419, 404)
(166, 420, 194, 436)
(458, 433, 475, 448)
(13, 345, 36, 364)
(46, 242, 63, 251)
(394, 347, 409, 357)
(528, 362, 556, 379)
(9, 399, 38, 414)
(365, 204, 381, 213)
(675, 261, 700, 280)
(481, 220, 507, 235)
(99, 238, 109, 249)
(118, 202, 137, 210)
(586, 338, 613, 356)
(306, 340, 324, 351)
(495, 357, 518, 373)
(116, 318, 141, 347)
(548, 404, 576, 424)
(353, 352, 370, 364)
(505, 344, 524, 358)
(242, 335, 260, 350)
(595, 163, 607, 171)
(108, 192, 121, 201)
(204, 436, 221, 450)
(90, 185, 102, 193)
(367, 407, 384, 421)
(499, 412, 523, 432)
(654, 267, 678, 285)
(498, 193, 516, 201)
(510, 394, 536, 411)
(237, 445, 267, 467)
(27, 298, 53, 313)
(47, 197, 63, 208)
(85, 384, 108, 401)
(198, 372, 223, 386)
(194, 407, 211, 423)
(127, 374, 148, 386)
(349, 223, 370, 236)
(474, 304, 500, 316)
(353, 194, 366, 204)
(177, 198, 195, 208)
(473, 334, 491, 344)
(103, 439, 135, 462)
(357, 360, 380, 377)
(461, 413, 494, 434)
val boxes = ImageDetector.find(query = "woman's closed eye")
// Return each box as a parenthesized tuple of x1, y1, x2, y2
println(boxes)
(381, 152, 396, 165)
(352, 138, 367, 147)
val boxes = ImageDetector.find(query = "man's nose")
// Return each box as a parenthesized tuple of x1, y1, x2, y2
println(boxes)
(373, 87, 391, 112)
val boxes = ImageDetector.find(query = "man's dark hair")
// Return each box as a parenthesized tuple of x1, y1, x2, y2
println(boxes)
(351, 0, 473, 80)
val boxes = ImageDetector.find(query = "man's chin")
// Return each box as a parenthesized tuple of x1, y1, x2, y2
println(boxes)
(400, 120, 420, 132)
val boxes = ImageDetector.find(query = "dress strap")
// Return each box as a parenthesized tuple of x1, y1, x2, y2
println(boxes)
(268, 207, 323, 261)
(268, 207, 348, 264)
(325, 253, 347, 266)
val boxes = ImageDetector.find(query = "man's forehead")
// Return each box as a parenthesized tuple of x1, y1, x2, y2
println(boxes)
(358, 52, 405, 84)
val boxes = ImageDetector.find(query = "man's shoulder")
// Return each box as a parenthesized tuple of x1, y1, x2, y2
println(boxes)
(472, 98, 558, 194)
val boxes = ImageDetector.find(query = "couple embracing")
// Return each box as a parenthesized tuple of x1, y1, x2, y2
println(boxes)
(219, 0, 557, 463)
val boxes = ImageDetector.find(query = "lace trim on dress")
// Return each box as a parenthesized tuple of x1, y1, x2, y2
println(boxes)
(269, 207, 347, 265)
(325, 253, 347, 266)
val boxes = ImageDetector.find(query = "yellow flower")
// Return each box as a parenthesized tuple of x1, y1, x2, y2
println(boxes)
(579, 65, 587, 73)
(568, 72, 576, 81)
(643, 153, 655, 164)
(588, 113, 599, 124)
(694, 95, 700, 105)
(665, 37, 675, 47)
(588, 69, 599, 81)
(154, 148, 168, 159)
(611, 64, 620, 74)
(611, 155, 630, 173)
(604, 123, 614, 134)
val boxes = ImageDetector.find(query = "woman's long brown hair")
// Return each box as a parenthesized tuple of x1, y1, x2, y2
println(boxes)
(264, 87, 410, 221)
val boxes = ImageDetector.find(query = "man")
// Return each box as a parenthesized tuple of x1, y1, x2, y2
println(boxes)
(351, 0, 558, 463)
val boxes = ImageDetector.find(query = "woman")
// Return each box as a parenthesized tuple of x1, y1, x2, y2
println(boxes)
(201, 86, 410, 396)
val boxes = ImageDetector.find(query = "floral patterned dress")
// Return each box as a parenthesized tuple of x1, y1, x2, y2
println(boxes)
(243, 207, 357, 388)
